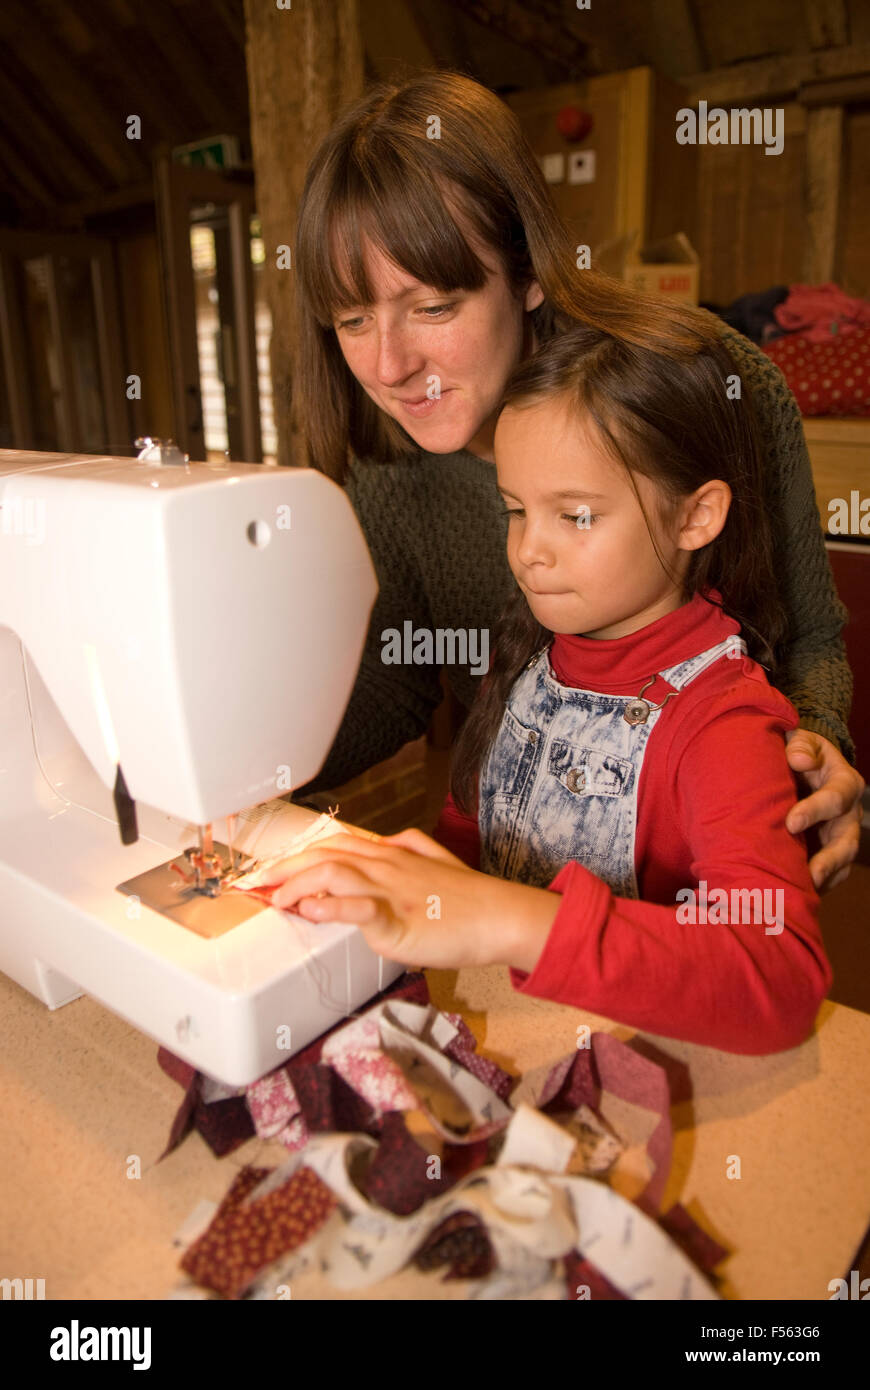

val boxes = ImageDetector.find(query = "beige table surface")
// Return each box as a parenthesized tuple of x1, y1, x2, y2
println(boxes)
(2, 964, 869, 1301)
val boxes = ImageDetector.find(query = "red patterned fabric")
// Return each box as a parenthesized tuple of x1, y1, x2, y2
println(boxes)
(414, 1211, 495, 1280)
(763, 326, 870, 416)
(180, 1164, 336, 1299)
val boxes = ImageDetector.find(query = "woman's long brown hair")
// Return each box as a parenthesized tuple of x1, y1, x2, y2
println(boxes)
(294, 68, 727, 482)
(449, 322, 787, 816)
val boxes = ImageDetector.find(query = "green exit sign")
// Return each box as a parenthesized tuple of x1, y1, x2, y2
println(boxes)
(172, 135, 241, 171)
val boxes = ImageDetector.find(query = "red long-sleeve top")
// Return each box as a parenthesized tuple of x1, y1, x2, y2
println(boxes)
(433, 593, 832, 1055)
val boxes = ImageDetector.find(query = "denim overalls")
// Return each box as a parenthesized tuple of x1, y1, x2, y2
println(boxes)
(479, 635, 745, 896)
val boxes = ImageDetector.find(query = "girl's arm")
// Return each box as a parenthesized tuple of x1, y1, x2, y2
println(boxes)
(245, 828, 559, 973)
(509, 698, 832, 1056)
(251, 698, 831, 1055)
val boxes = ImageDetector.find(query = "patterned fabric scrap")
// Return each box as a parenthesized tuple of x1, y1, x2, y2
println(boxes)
(158, 970, 430, 1159)
(537, 1033, 674, 1212)
(362, 1111, 452, 1215)
(157, 1049, 254, 1159)
(180, 1164, 336, 1300)
(413, 1211, 494, 1281)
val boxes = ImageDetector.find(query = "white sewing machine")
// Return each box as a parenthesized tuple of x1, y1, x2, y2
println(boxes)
(0, 445, 403, 1085)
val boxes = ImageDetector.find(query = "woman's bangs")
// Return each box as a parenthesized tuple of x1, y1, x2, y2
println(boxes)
(315, 156, 489, 326)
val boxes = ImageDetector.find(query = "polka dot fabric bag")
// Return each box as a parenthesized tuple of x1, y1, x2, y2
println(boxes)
(763, 325, 870, 415)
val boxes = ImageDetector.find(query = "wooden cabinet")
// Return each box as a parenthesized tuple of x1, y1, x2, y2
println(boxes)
(803, 417, 870, 534)
(505, 67, 698, 256)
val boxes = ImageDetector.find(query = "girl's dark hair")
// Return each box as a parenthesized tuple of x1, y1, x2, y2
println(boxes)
(449, 322, 788, 815)
(295, 68, 727, 482)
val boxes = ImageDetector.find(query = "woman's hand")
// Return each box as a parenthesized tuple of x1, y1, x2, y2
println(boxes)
(246, 827, 560, 973)
(785, 730, 865, 891)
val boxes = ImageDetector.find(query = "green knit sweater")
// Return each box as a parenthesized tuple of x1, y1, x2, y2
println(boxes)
(304, 321, 855, 793)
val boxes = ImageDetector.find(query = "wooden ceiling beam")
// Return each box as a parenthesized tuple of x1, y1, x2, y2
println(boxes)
(172, 2, 251, 124)
(799, 72, 870, 106)
(683, 42, 870, 105)
(179, 0, 246, 52)
(3, 2, 148, 186)
(32, 0, 95, 57)
(55, 180, 157, 228)
(360, 0, 438, 79)
(0, 63, 104, 200)
(403, 0, 478, 71)
(0, 140, 58, 209)
(74, 22, 194, 146)
(449, 0, 596, 76)
(641, 0, 707, 77)
(134, 2, 245, 135)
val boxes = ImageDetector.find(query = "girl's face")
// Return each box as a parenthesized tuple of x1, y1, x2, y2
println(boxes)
(332, 234, 543, 462)
(495, 396, 691, 640)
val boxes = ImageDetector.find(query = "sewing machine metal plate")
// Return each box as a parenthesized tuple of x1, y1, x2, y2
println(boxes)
(116, 843, 265, 938)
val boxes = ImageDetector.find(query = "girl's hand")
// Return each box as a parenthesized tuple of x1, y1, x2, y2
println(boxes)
(246, 827, 560, 973)
(785, 730, 865, 891)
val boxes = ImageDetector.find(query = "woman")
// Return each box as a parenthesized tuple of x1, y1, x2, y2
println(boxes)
(292, 68, 863, 892)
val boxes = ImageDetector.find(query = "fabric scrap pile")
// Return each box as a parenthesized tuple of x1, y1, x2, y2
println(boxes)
(160, 971, 727, 1300)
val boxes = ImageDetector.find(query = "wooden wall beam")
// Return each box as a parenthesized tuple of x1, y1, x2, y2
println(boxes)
(154, 158, 205, 456)
(43, 255, 80, 451)
(803, 105, 843, 283)
(803, 0, 849, 50)
(229, 197, 263, 464)
(0, 254, 34, 446)
(242, 0, 364, 467)
(91, 245, 133, 453)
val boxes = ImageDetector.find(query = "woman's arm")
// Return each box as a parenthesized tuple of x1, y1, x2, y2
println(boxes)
(717, 326, 864, 892)
(718, 324, 855, 762)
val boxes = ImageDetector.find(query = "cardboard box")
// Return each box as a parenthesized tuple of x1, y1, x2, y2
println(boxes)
(594, 230, 700, 305)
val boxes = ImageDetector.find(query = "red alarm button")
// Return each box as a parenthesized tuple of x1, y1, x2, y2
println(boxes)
(556, 106, 594, 141)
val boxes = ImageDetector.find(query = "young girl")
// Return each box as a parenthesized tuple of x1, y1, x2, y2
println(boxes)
(253, 323, 832, 1056)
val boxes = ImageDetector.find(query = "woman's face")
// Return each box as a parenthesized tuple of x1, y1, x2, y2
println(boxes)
(332, 234, 543, 462)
